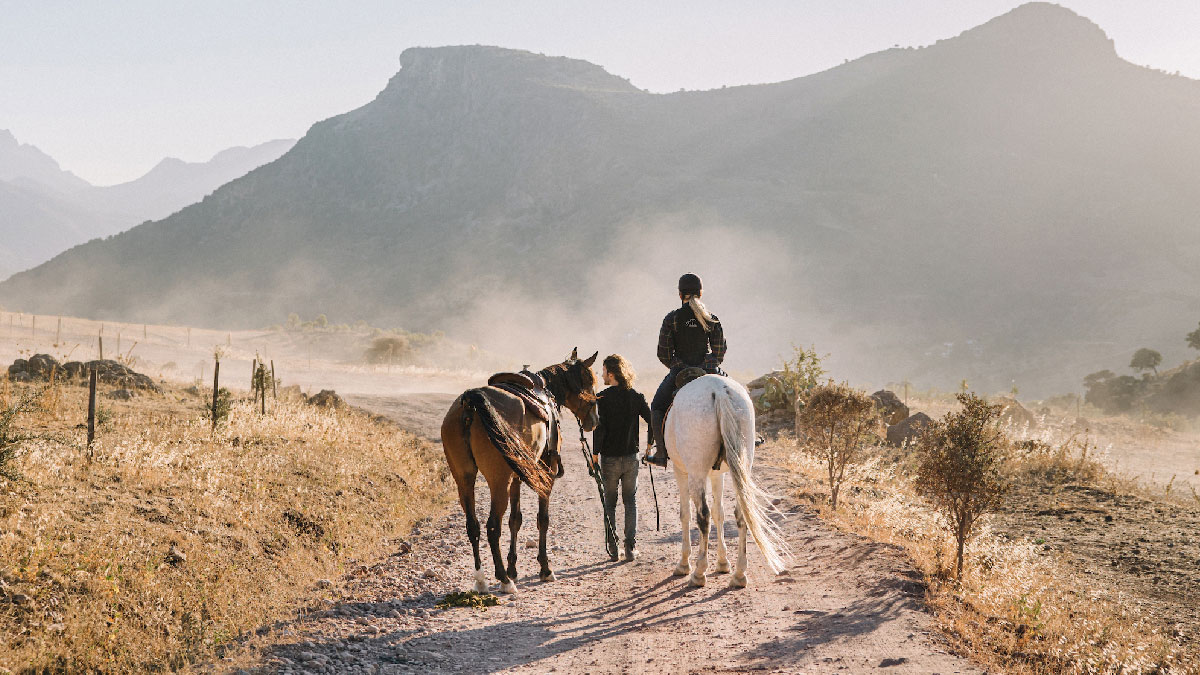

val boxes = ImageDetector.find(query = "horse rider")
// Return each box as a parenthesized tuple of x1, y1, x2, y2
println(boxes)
(644, 273, 727, 467)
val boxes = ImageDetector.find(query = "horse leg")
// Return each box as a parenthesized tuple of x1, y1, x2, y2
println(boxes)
(456, 472, 488, 593)
(537, 494, 556, 581)
(673, 463, 691, 576)
(711, 471, 730, 574)
(506, 479, 522, 581)
(730, 502, 748, 589)
(486, 480, 516, 594)
(688, 475, 710, 587)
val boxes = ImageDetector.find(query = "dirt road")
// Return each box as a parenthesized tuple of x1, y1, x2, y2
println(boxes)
(241, 394, 978, 674)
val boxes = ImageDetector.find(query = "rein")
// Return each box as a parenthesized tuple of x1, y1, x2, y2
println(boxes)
(576, 419, 619, 558)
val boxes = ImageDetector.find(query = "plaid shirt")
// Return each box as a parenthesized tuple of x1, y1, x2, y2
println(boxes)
(657, 309, 727, 370)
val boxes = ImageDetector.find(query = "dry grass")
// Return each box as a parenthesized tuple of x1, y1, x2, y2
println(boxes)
(0, 380, 451, 673)
(770, 428, 1198, 674)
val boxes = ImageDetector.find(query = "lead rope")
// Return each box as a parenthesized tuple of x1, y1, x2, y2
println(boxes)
(577, 423, 619, 558)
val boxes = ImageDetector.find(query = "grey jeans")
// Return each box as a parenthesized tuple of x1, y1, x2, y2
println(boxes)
(601, 454, 639, 553)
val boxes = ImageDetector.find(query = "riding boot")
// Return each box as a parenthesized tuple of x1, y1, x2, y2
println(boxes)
(646, 410, 669, 467)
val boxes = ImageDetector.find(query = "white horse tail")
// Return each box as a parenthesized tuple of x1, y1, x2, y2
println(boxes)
(715, 385, 789, 575)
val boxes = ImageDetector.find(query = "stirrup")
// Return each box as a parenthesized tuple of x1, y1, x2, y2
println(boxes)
(645, 451, 668, 467)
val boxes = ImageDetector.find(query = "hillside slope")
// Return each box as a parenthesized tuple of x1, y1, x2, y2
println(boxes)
(5, 3, 1200, 394)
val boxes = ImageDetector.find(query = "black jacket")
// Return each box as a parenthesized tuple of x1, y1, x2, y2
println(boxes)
(593, 386, 651, 456)
(657, 303, 726, 370)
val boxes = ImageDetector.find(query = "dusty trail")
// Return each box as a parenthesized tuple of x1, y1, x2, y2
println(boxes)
(244, 394, 978, 674)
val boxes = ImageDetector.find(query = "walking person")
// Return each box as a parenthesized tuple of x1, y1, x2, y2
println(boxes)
(645, 273, 727, 467)
(592, 354, 652, 562)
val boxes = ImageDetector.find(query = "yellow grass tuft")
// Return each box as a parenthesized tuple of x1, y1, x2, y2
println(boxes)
(0, 384, 451, 672)
(771, 435, 1196, 674)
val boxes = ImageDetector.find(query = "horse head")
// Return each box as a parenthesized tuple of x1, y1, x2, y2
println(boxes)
(556, 348, 599, 432)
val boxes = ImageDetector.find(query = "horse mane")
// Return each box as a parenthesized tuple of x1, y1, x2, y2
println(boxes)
(538, 360, 597, 406)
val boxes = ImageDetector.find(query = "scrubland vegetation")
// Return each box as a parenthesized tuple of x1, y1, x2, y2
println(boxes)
(770, 378, 1199, 673)
(0, 377, 449, 672)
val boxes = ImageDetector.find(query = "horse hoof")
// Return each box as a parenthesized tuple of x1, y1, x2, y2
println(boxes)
(729, 573, 747, 589)
(472, 571, 488, 593)
(540, 571, 556, 582)
(499, 580, 518, 595)
(715, 560, 731, 574)
(688, 573, 707, 587)
(673, 564, 691, 577)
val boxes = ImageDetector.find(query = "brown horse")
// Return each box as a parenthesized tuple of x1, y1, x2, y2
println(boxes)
(440, 348, 599, 594)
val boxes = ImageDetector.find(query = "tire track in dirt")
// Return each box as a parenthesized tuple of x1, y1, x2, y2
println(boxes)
(239, 394, 979, 674)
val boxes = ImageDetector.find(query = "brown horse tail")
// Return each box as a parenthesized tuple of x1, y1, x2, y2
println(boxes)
(461, 389, 554, 499)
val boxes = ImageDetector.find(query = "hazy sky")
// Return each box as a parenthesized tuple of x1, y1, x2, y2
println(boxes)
(3, 1, 1198, 185)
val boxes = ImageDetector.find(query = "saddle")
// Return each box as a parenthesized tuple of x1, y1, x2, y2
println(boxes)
(487, 371, 553, 424)
(487, 371, 563, 477)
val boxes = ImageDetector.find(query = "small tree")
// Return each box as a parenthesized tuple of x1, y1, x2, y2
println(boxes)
(759, 345, 826, 416)
(1187, 322, 1200, 351)
(1130, 348, 1162, 375)
(364, 335, 412, 364)
(795, 382, 877, 510)
(914, 393, 1009, 580)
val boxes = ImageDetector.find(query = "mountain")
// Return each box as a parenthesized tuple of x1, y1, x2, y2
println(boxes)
(0, 135, 295, 278)
(5, 3, 1200, 395)
(0, 130, 91, 195)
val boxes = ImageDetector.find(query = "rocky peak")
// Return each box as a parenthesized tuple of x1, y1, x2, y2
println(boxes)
(951, 2, 1116, 59)
(390, 45, 641, 95)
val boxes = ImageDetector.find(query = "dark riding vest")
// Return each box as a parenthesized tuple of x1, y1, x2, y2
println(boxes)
(670, 305, 718, 368)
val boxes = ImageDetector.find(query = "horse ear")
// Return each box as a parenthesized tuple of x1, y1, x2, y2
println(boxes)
(582, 351, 598, 367)
(568, 347, 579, 362)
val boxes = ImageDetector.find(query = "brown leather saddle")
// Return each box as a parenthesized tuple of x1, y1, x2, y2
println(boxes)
(487, 371, 562, 476)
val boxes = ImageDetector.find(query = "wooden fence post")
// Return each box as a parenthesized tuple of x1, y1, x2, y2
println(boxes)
(270, 360, 277, 399)
(56, 317, 62, 345)
(31, 315, 35, 338)
(87, 367, 97, 458)
(98, 335, 104, 360)
(250, 359, 257, 392)
(143, 324, 147, 340)
(212, 359, 220, 432)
(117, 331, 121, 356)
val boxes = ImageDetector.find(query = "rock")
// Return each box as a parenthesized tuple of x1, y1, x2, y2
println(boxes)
(870, 390, 909, 425)
(165, 546, 186, 565)
(6, 593, 31, 605)
(397, 541, 412, 554)
(59, 359, 160, 391)
(106, 388, 136, 400)
(994, 397, 1037, 429)
(421, 569, 436, 579)
(886, 412, 933, 448)
(307, 389, 345, 409)
(315, 579, 333, 590)
(525, 538, 537, 549)
(7, 354, 61, 381)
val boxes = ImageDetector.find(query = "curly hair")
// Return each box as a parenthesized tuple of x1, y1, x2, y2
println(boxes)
(602, 354, 636, 390)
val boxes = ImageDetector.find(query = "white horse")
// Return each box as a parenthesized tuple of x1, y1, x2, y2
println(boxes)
(664, 374, 788, 588)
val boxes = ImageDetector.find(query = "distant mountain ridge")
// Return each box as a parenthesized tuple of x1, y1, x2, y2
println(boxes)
(0, 135, 295, 278)
(4, 2, 1200, 395)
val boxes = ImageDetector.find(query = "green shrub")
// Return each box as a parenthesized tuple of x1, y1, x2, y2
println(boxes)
(757, 345, 826, 416)
(914, 393, 1010, 580)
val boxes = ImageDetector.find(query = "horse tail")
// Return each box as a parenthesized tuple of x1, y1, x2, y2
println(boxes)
(716, 385, 789, 575)
(461, 389, 554, 499)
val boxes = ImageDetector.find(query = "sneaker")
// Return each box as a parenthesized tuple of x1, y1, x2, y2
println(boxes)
(623, 548, 640, 562)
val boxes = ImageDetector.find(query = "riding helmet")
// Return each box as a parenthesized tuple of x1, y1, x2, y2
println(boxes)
(678, 273, 702, 294)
